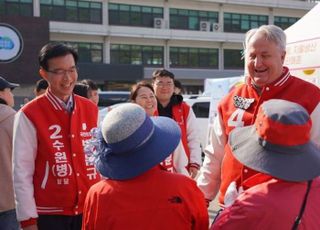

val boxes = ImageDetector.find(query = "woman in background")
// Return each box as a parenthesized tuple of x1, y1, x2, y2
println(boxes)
(130, 81, 157, 116)
(130, 81, 189, 177)
(73, 82, 89, 99)
(81, 79, 99, 105)
(0, 76, 20, 230)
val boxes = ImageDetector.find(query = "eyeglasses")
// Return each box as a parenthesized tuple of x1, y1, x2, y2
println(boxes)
(154, 81, 174, 88)
(47, 66, 78, 77)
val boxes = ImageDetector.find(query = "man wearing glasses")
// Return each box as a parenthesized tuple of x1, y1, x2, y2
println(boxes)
(13, 43, 100, 230)
(152, 69, 201, 179)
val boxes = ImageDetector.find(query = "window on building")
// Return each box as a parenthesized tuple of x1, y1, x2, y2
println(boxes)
(224, 49, 244, 69)
(66, 1, 77, 21)
(54, 41, 103, 63)
(109, 3, 163, 27)
(110, 44, 164, 66)
(170, 47, 218, 68)
(0, 0, 33, 16)
(274, 16, 299, 30)
(224, 13, 268, 33)
(170, 8, 218, 30)
(40, 0, 102, 24)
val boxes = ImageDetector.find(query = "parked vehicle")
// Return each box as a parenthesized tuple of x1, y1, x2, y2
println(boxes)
(98, 91, 130, 109)
(184, 96, 210, 153)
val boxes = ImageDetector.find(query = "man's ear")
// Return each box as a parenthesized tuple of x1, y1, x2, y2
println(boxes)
(281, 51, 286, 63)
(39, 68, 48, 81)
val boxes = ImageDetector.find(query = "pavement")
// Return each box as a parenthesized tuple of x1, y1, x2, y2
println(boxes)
(208, 196, 220, 224)
(193, 174, 220, 224)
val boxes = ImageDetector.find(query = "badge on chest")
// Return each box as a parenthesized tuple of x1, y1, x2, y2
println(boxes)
(233, 96, 255, 110)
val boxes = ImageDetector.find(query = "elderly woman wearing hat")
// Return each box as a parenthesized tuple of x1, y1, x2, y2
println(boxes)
(83, 103, 208, 229)
(211, 99, 320, 229)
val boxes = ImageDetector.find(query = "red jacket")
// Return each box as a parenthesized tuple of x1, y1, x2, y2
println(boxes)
(197, 67, 320, 204)
(13, 91, 100, 224)
(219, 68, 320, 204)
(212, 175, 320, 230)
(82, 166, 208, 230)
(155, 99, 202, 169)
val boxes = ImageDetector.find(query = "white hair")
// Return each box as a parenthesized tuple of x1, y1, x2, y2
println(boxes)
(243, 25, 286, 55)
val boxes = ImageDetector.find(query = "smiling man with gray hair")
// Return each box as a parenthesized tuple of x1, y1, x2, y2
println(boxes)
(197, 25, 320, 207)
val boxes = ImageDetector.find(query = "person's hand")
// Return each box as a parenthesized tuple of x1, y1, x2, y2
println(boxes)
(23, 224, 38, 230)
(224, 181, 243, 208)
(189, 166, 199, 179)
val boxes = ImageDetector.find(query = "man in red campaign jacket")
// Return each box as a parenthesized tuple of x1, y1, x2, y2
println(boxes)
(152, 69, 202, 178)
(197, 25, 320, 207)
(13, 43, 100, 230)
(211, 100, 320, 229)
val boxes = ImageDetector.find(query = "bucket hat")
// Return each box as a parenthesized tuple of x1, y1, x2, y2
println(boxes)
(229, 99, 320, 182)
(0, 76, 19, 90)
(86, 103, 181, 180)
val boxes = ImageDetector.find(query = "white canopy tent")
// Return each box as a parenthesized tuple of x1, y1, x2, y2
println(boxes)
(285, 3, 320, 86)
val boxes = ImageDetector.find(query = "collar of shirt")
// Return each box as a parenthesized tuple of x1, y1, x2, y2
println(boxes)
(157, 102, 173, 118)
(50, 91, 74, 112)
(157, 94, 183, 118)
(247, 66, 290, 92)
(242, 173, 274, 190)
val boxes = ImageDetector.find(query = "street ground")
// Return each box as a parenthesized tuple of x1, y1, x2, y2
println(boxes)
(208, 195, 220, 224)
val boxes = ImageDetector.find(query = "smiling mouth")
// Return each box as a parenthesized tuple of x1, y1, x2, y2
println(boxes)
(62, 83, 72, 89)
(255, 69, 267, 73)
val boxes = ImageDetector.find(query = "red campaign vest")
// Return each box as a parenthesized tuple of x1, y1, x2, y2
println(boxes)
(22, 92, 101, 215)
(172, 102, 191, 162)
(219, 68, 320, 204)
(155, 102, 191, 169)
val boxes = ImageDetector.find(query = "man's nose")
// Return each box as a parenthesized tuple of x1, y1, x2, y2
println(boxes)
(254, 56, 263, 67)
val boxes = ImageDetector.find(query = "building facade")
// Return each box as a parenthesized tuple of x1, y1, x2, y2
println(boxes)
(0, 0, 316, 94)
